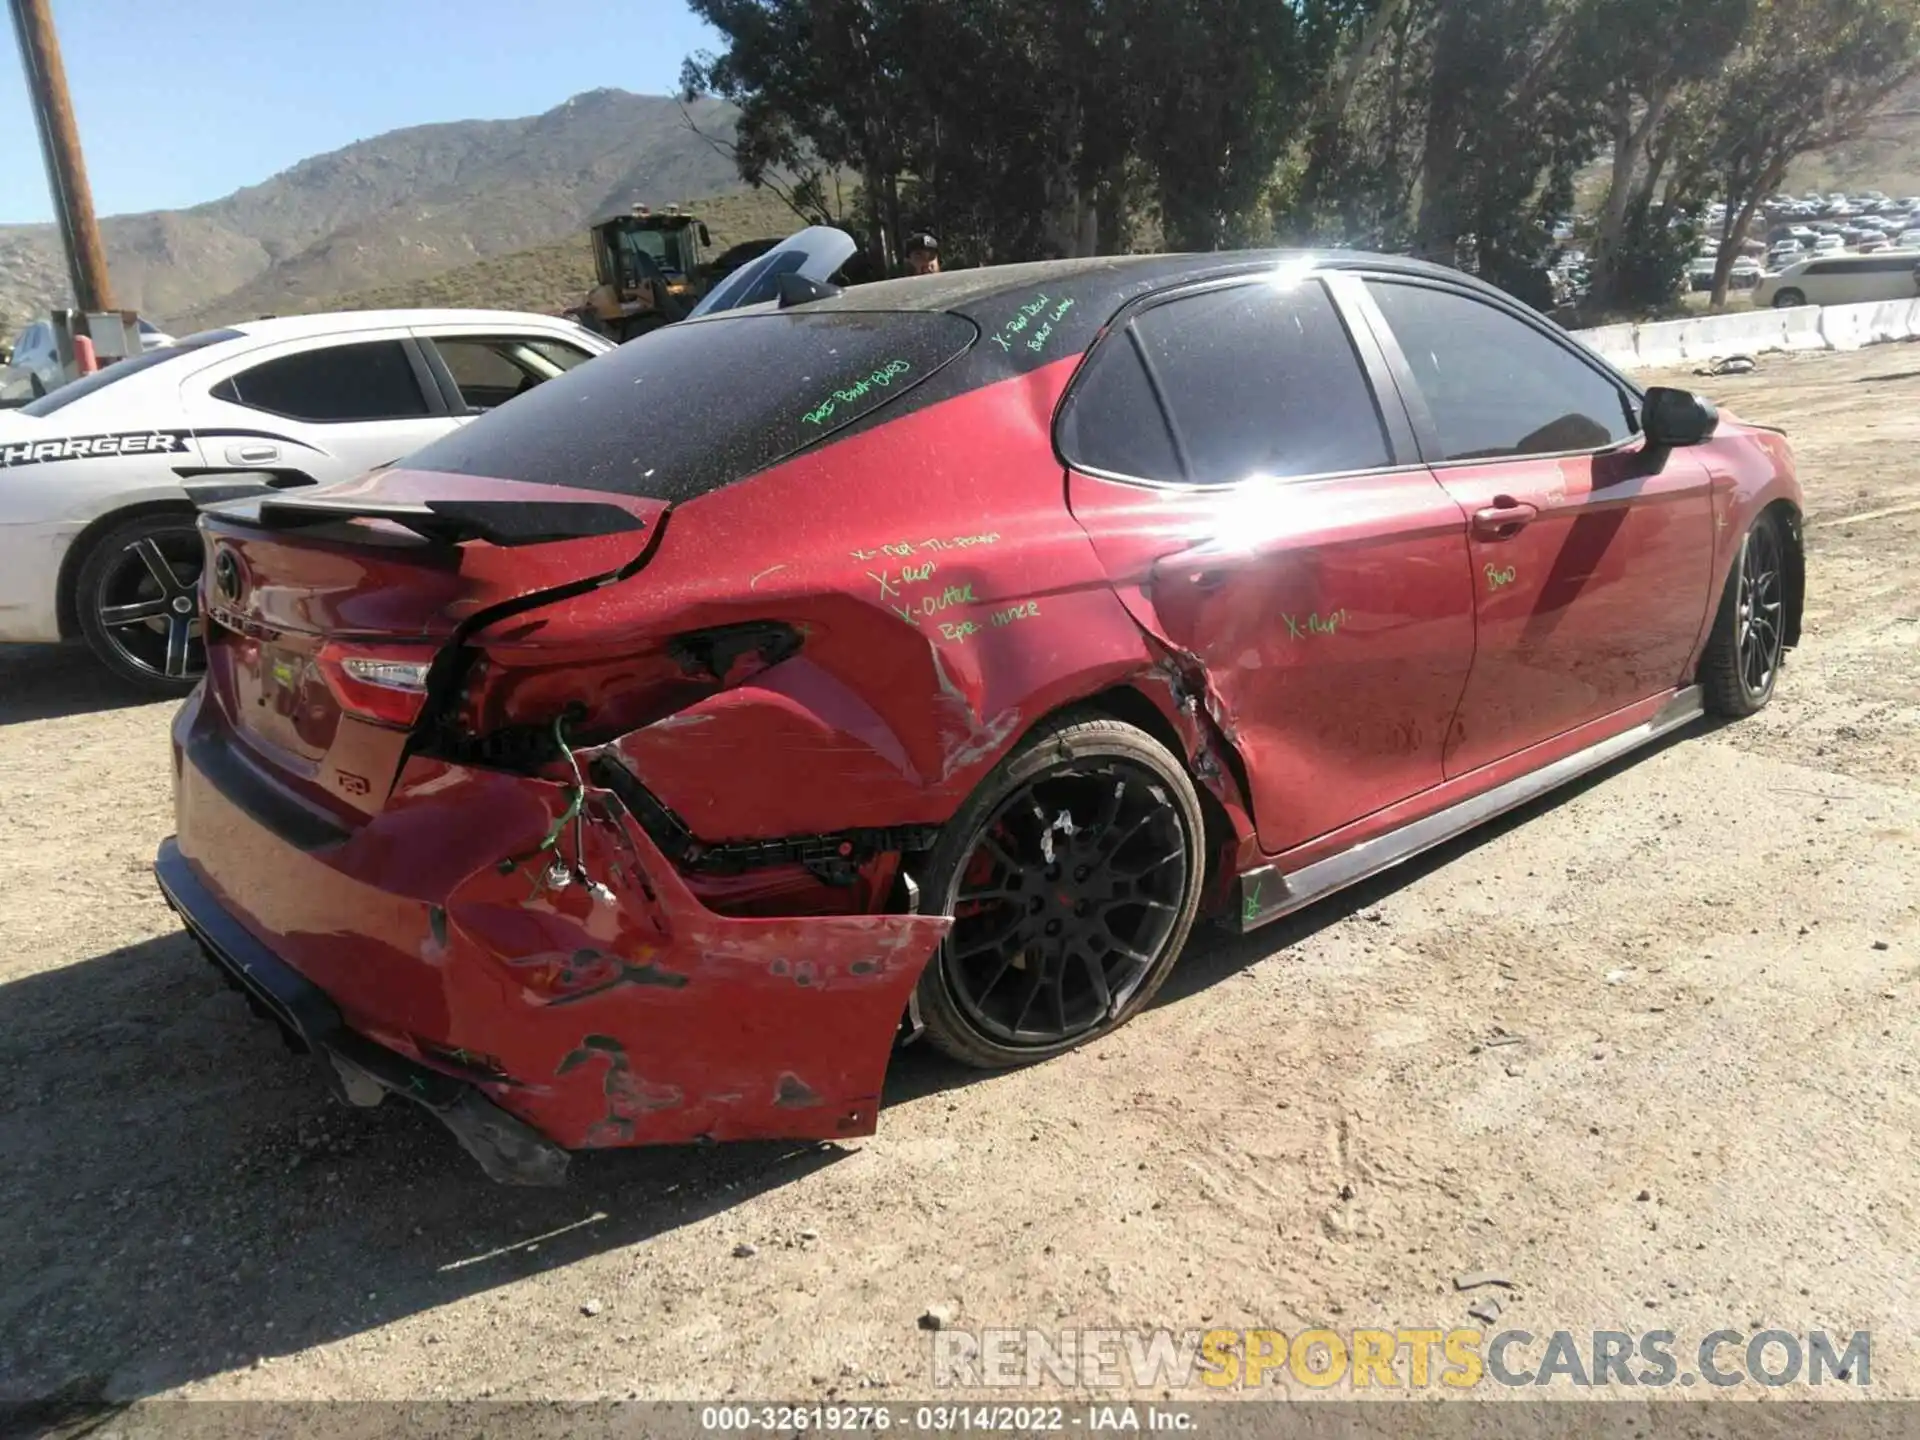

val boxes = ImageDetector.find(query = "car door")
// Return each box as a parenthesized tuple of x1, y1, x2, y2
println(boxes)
(412, 329, 601, 417)
(1061, 272, 1477, 855)
(185, 331, 454, 482)
(1862, 253, 1920, 300)
(1353, 275, 1715, 778)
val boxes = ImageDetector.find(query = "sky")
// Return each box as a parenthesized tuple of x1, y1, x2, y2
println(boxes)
(1, 0, 720, 224)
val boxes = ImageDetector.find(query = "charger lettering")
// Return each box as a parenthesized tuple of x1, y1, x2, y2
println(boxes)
(0, 430, 189, 469)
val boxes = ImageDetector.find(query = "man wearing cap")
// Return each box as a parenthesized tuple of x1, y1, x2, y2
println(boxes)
(903, 233, 941, 276)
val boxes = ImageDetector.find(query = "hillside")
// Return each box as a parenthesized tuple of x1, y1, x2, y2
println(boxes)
(291, 188, 811, 319)
(0, 90, 746, 332)
(1784, 75, 1920, 197)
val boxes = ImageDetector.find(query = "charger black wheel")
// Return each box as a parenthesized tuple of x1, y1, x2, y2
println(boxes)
(75, 512, 207, 694)
(1700, 511, 1787, 718)
(913, 714, 1206, 1068)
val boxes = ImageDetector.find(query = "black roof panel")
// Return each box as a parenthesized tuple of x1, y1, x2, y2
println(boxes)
(784, 249, 1496, 320)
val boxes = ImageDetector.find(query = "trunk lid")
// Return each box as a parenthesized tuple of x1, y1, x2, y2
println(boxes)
(198, 467, 663, 820)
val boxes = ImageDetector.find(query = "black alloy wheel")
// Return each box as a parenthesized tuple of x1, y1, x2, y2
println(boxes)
(913, 716, 1206, 1067)
(1700, 512, 1788, 719)
(76, 514, 207, 692)
(1734, 516, 1786, 704)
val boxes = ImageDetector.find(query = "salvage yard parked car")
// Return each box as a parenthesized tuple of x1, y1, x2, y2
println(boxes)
(1754, 251, 1920, 309)
(0, 310, 611, 688)
(1, 317, 174, 402)
(156, 250, 1805, 1184)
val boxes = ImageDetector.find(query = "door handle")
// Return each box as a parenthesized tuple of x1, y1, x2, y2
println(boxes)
(1471, 496, 1538, 541)
(226, 442, 279, 465)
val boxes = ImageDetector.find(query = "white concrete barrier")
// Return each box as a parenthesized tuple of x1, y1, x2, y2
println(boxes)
(1817, 301, 1878, 351)
(1577, 323, 1638, 367)
(1677, 308, 1786, 362)
(1780, 306, 1825, 351)
(1632, 319, 1690, 369)
(1573, 296, 1917, 369)
(1868, 298, 1919, 344)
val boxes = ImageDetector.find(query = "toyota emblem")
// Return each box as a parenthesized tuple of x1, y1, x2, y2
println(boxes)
(214, 548, 242, 604)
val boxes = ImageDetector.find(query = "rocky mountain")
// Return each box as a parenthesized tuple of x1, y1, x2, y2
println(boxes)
(0, 89, 745, 332)
(281, 187, 811, 320)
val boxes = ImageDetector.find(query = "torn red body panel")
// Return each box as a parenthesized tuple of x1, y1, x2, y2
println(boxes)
(169, 680, 950, 1151)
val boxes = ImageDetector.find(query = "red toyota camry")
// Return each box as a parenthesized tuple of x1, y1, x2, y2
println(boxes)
(157, 251, 1804, 1183)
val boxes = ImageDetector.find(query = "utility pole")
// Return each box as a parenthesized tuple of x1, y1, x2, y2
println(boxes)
(9, 0, 115, 313)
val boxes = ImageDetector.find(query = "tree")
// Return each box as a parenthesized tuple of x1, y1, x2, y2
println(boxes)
(1413, 0, 1599, 301)
(1702, 0, 1920, 306)
(682, 0, 923, 264)
(1125, 0, 1365, 250)
(683, 0, 1369, 265)
(1574, 0, 1752, 310)
(1280, 0, 1426, 250)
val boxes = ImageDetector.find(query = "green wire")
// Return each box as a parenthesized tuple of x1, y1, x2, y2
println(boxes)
(501, 715, 585, 882)
(535, 713, 586, 855)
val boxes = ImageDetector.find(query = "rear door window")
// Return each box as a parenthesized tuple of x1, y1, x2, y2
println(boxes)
(1058, 278, 1391, 485)
(1057, 334, 1182, 481)
(405, 310, 975, 501)
(213, 340, 431, 422)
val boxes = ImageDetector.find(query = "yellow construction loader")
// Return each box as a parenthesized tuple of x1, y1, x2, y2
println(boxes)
(573, 204, 780, 342)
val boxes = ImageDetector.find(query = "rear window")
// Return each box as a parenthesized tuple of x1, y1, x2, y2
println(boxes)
(404, 310, 976, 502)
(20, 328, 243, 417)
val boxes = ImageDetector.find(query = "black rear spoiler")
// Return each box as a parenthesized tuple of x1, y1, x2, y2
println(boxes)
(214, 493, 650, 547)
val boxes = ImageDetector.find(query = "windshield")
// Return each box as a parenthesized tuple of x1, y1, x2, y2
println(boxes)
(405, 309, 975, 503)
(613, 224, 686, 279)
(20, 329, 242, 417)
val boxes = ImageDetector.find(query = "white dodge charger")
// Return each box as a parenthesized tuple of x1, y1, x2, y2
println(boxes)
(0, 309, 613, 690)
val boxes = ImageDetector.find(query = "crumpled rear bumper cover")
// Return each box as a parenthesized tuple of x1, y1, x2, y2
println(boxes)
(156, 837, 572, 1186)
(159, 689, 955, 1182)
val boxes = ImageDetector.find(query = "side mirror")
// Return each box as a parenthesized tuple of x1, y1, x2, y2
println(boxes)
(699, 223, 713, 246)
(1641, 386, 1720, 448)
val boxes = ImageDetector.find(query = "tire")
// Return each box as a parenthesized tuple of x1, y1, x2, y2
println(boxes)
(1699, 511, 1787, 719)
(911, 713, 1207, 1069)
(74, 511, 208, 693)
(1772, 288, 1806, 309)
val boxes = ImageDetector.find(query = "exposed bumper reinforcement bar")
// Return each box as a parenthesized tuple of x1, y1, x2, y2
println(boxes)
(153, 837, 570, 1186)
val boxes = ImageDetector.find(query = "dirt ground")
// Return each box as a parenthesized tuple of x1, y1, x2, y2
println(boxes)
(2, 344, 1917, 1413)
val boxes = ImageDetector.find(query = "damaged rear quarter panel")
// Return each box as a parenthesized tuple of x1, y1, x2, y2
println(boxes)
(479, 358, 1222, 841)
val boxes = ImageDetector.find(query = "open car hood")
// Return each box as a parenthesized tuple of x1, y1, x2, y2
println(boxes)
(688, 226, 859, 319)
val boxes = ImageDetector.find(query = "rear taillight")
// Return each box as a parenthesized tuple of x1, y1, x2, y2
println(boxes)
(317, 641, 433, 729)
